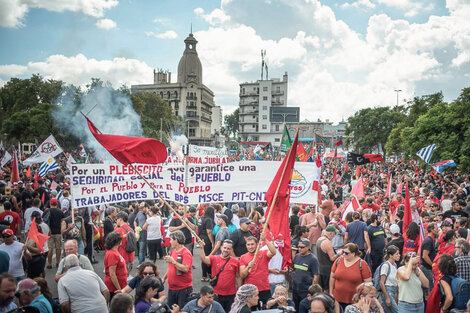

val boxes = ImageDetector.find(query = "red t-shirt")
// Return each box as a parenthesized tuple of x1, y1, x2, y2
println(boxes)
(209, 255, 239, 296)
(114, 225, 135, 263)
(362, 202, 380, 212)
(104, 249, 128, 292)
(240, 249, 272, 291)
(0, 211, 20, 234)
(167, 247, 193, 290)
(331, 257, 372, 304)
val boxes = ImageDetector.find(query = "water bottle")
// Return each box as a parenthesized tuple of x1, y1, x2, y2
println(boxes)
(176, 254, 183, 275)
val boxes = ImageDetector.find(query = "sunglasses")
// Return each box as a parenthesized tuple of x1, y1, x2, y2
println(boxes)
(142, 272, 155, 276)
(298, 245, 307, 249)
(343, 251, 351, 255)
(2, 235, 12, 238)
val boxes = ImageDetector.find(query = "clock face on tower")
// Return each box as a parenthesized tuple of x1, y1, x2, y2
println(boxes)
(186, 73, 197, 83)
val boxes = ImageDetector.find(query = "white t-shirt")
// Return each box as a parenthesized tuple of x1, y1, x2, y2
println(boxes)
(0, 241, 25, 277)
(267, 248, 284, 284)
(147, 215, 162, 240)
(24, 207, 42, 233)
(381, 261, 398, 287)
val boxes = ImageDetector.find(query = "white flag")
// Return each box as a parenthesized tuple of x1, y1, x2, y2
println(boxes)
(23, 134, 63, 165)
(1, 151, 12, 167)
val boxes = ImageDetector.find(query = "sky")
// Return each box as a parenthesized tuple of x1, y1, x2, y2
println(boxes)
(1, 0, 469, 124)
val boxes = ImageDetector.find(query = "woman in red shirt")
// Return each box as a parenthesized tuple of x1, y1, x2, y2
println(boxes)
(330, 243, 372, 309)
(104, 232, 128, 300)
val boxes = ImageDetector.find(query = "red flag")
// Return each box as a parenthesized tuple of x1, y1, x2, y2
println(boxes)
(396, 181, 403, 194)
(342, 196, 360, 219)
(27, 217, 50, 253)
(41, 192, 45, 205)
(363, 154, 383, 162)
(10, 151, 19, 183)
(334, 138, 343, 146)
(351, 176, 365, 199)
(385, 174, 392, 197)
(355, 165, 360, 179)
(265, 131, 299, 268)
(403, 182, 412, 233)
(86, 117, 167, 165)
(296, 142, 307, 161)
(25, 166, 31, 178)
(311, 153, 322, 206)
(33, 171, 39, 190)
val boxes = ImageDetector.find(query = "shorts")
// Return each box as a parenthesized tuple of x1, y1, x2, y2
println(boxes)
(48, 234, 62, 250)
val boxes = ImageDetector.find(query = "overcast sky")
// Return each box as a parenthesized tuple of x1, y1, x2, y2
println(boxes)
(1, 0, 469, 123)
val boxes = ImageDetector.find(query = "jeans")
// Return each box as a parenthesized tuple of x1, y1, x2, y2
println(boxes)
(147, 239, 164, 261)
(77, 240, 85, 255)
(138, 231, 147, 264)
(381, 285, 398, 313)
(421, 266, 434, 292)
(398, 301, 424, 313)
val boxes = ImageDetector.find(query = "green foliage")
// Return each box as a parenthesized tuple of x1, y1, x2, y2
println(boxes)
(221, 108, 239, 139)
(345, 106, 405, 156)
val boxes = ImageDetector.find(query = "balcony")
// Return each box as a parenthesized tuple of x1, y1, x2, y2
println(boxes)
(201, 115, 212, 123)
(272, 91, 284, 96)
(186, 114, 199, 121)
(186, 95, 197, 100)
(271, 100, 284, 105)
(239, 109, 259, 115)
(239, 91, 259, 97)
(186, 105, 197, 110)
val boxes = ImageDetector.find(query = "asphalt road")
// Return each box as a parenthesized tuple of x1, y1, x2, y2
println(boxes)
(45, 245, 206, 299)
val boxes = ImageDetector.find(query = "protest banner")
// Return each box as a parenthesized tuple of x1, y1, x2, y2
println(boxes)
(70, 161, 319, 207)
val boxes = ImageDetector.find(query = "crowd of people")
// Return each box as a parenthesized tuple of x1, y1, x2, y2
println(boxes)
(0, 159, 470, 313)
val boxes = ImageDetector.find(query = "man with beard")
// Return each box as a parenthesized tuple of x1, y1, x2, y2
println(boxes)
(169, 205, 195, 253)
(61, 207, 86, 255)
(0, 273, 17, 312)
(230, 217, 253, 257)
(199, 239, 240, 312)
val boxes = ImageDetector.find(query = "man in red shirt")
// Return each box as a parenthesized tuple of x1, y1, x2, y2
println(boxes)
(199, 238, 240, 312)
(240, 231, 276, 309)
(0, 201, 20, 236)
(114, 211, 135, 273)
(163, 230, 193, 308)
(389, 193, 404, 216)
(361, 197, 380, 212)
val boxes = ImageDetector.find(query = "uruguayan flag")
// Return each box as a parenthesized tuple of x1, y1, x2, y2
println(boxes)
(416, 144, 436, 164)
(38, 157, 59, 177)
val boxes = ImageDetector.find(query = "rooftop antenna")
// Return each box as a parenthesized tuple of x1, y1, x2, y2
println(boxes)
(190, 22, 193, 34)
(261, 49, 266, 80)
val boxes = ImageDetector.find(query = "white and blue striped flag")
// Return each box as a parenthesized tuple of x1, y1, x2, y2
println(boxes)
(38, 157, 59, 177)
(416, 144, 436, 164)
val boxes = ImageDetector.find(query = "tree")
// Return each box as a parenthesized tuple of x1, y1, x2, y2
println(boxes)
(345, 106, 405, 156)
(221, 108, 239, 139)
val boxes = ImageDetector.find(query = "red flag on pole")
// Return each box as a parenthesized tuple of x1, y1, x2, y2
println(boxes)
(351, 175, 365, 199)
(363, 154, 383, 162)
(355, 165, 360, 179)
(403, 182, 412, 233)
(265, 131, 299, 268)
(10, 151, 19, 183)
(27, 217, 50, 253)
(25, 166, 31, 178)
(85, 117, 167, 165)
(334, 138, 343, 146)
(385, 174, 392, 197)
(33, 171, 39, 190)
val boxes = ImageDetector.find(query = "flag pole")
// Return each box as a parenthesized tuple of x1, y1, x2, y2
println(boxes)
(250, 130, 298, 267)
(79, 111, 201, 242)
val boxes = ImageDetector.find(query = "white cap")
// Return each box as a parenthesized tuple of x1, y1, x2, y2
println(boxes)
(390, 224, 401, 235)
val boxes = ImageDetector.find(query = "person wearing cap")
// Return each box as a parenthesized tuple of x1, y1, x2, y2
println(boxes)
(0, 201, 20, 237)
(292, 238, 319, 312)
(0, 273, 17, 312)
(386, 224, 404, 257)
(45, 198, 64, 269)
(230, 217, 253, 257)
(16, 278, 53, 313)
(0, 228, 31, 280)
(316, 225, 342, 292)
(420, 222, 438, 291)
(210, 214, 230, 255)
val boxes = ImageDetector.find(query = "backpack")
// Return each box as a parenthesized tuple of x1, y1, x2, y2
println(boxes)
(450, 275, 470, 309)
(372, 262, 391, 290)
(121, 226, 137, 253)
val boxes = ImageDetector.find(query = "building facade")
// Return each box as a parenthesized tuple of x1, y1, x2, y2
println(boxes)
(131, 33, 215, 146)
(239, 73, 298, 145)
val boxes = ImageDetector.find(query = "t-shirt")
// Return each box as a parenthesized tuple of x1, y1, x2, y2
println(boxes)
(114, 225, 135, 263)
(214, 228, 230, 254)
(104, 249, 128, 292)
(63, 216, 84, 242)
(135, 300, 152, 313)
(0, 211, 20, 233)
(167, 247, 193, 290)
(0, 241, 25, 277)
(230, 229, 252, 257)
(47, 208, 64, 235)
(346, 221, 367, 249)
(30, 293, 53, 313)
(128, 276, 164, 294)
(56, 254, 94, 275)
(331, 257, 372, 304)
(386, 237, 404, 256)
(240, 249, 272, 291)
(170, 217, 193, 244)
(181, 298, 225, 313)
(367, 224, 386, 252)
(146, 215, 163, 240)
(443, 209, 468, 222)
(420, 236, 437, 270)
(198, 216, 214, 238)
(103, 217, 115, 241)
(209, 255, 239, 295)
(24, 207, 42, 233)
(292, 253, 319, 295)
(380, 261, 398, 287)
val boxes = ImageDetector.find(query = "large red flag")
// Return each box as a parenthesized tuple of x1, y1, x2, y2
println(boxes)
(265, 131, 299, 268)
(403, 182, 412, 233)
(351, 175, 365, 199)
(364, 154, 383, 162)
(10, 151, 19, 183)
(27, 217, 50, 253)
(25, 166, 31, 178)
(86, 117, 167, 165)
(385, 174, 392, 197)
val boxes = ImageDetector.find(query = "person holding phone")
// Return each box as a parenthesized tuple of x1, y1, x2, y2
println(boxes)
(396, 252, 429, 313)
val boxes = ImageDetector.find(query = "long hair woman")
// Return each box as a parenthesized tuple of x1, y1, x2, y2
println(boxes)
(134, 276, 162, 313)
(345, 282, 384, 313)
(379, 245, 400, 313)
(403, 222, 419, 254)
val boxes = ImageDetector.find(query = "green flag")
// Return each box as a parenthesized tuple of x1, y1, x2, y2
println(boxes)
(315, 133, 332, 146)
(280, 125, 292, 153)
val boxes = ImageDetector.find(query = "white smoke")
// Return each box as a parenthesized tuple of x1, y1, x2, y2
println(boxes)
(53, 85, 143, 161)
(168, 134, 188, 160)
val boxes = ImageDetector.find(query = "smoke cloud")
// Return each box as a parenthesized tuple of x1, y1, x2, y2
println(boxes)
(53, 85, 142, 161)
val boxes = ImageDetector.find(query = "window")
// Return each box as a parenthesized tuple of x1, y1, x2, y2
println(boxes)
(263, 87, 268, 91)
(263, 106, 267, 110)
(263, 96, 267, 100)
(189, 129, 195, 137)
(276, 86, 280, 92)
(242, 88, 245, 94)
(275, 138, 280, 142)
(275, 125, 279, 131)
(262, 125, 267, 130)
(262, 115, 267, 120)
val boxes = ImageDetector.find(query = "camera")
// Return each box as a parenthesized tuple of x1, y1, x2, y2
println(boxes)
(148, 301, 172, 313)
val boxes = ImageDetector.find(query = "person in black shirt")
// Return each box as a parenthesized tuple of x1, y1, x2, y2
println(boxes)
(289, 206, 300, 233)
(443, 201, 468, 222)
(169, 205, 195, 253)
(230, 218, 253, 257)
(198, 206, 215, 281)
(386, 224, 404, 257)
(421, 222, 438, 292)
(367, 213, 386, 273)
(103, 206, 117, 241)
(46, 198, 64, 268)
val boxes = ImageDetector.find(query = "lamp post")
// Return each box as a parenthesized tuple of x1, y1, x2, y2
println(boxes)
(394, 89, 402, 107)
